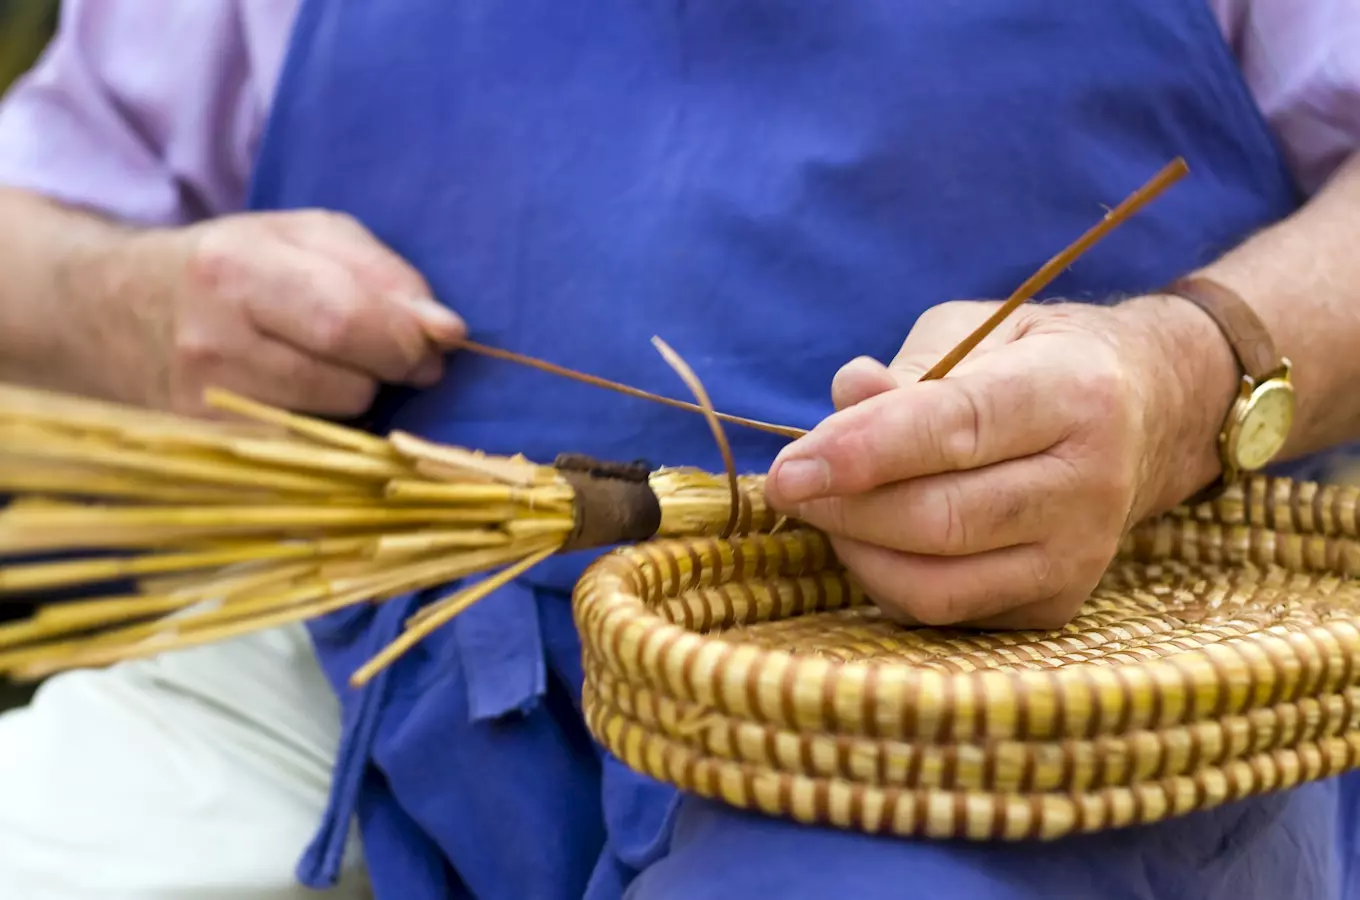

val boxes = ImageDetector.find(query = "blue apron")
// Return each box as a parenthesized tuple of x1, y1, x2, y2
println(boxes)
(246, 2, 1357, 897)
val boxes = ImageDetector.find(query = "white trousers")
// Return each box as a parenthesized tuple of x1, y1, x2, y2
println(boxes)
(0, 624, 370, 899)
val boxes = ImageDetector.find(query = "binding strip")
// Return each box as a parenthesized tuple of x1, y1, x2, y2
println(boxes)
(555, 454, 662, 552)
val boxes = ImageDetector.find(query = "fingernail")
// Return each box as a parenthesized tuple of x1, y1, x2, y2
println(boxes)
(772, 457, 831, 504)
(408, 297, 466, 343)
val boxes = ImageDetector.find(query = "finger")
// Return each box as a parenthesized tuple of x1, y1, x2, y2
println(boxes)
(277, 211, 466, 346)
(835, 311, 1002, 406)
(406, 296, 468, 347)
(791, 454, 1079, 555)
(830, 536, 1083, 628)
(188, 338, 379, 418)
(888, 346, 996, 384)
(959, 596, 1086, 631)
(240, 242, 444, 385)
(766, 339, 1076, 507)
(831, 356, 898, 411)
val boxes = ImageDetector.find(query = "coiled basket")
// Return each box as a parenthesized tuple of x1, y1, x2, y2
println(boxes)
(573, 476, 1360, 841)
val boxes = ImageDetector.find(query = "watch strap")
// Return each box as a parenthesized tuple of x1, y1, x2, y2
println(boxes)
(1163, 276, 1280, 381)
(1162, 276, 1285, 507)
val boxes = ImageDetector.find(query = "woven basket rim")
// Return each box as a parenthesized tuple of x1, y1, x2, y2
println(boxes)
(574, 477, 1360, 741)
(574, 476, 1360, 839)
(578, 537, 1360, 741)
(582, 688, 1360, 841)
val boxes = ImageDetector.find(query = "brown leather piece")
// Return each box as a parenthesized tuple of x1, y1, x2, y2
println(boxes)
(554, 453, 654, 483)
(555, 454, 662, 553)
(1164, 276, 1280, 381)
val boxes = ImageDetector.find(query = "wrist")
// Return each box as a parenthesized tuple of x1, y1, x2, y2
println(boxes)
(0, 190, 169, 407)
(1111, 293, 1240, 516)
(58, 224, 177, 407)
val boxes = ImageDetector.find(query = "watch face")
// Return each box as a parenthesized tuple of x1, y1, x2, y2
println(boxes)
(1233, 381, 1295, 472)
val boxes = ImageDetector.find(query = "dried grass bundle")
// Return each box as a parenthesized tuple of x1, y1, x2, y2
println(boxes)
(0, 375, 777, 686)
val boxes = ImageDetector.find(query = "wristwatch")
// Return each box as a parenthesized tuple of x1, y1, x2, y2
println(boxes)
(1163, 275, 1295, 503)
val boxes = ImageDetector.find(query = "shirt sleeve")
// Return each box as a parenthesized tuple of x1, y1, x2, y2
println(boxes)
(1212, 0, 1360, 196)
(0, 0, 269, 226)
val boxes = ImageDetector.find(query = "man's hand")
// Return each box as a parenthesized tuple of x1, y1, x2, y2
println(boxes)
(764, 297, 1235, 630)
(106, 209, 465, 417)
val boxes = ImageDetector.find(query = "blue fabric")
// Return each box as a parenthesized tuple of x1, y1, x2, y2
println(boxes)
(629, 787, 1344, 900)
(242, 1, 1345, 897)
(454, 576, 546, 721)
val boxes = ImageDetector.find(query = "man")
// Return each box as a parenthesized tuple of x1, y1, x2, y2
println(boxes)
(1, 0, 1359, 898)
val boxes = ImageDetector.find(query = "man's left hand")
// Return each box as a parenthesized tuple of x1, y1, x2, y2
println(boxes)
(764, 297, 1232, 630)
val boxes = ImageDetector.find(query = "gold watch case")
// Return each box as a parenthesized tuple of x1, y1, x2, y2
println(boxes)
(1221, 358, 1295, 475)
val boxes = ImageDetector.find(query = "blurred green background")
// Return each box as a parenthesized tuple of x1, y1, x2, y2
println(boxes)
(0, 0, 56, 708)
(0, 0, 58, 95)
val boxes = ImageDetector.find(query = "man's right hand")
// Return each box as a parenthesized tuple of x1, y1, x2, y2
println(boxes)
(115, 209, 465, 418)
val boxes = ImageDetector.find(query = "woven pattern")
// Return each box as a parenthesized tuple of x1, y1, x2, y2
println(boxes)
(574, 476, 1360, 841)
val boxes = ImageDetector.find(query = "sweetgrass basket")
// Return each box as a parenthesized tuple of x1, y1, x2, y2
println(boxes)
(574, 475, 1360, 841)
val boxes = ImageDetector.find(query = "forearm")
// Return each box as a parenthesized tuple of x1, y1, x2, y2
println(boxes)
(1129, 152, 1360, 510)
(0, 187, 157, 404)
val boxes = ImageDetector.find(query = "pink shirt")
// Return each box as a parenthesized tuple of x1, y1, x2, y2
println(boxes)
(0, 0, 1357, 227)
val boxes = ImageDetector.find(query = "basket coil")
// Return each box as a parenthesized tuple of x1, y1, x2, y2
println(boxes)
(573, 476, 1360, 841)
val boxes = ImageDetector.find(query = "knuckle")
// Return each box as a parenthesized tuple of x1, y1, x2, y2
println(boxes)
(933, 484, 970, 553)
(807, 497, 851, 536)
(273, 208, 370, 250)
(822, 498, 849, 535)
(821, 426, 875, 492)
(171, 328, 223, 370)
(1025, 550, 1060, 594)
(1074, 345, 1135, 411)
(295, 207, 360, 231)
(995, 488, 1030, 529)
(934, 382, 983, 468)
(184, 233, 244, 295)
(913, 301, 965, 331)
(324, 209, 364, 231)
(1049, 454, 1085, 492)
(310, 299, 361, 355)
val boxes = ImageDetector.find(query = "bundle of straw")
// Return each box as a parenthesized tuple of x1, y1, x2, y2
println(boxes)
(0, 373, 779, 686)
